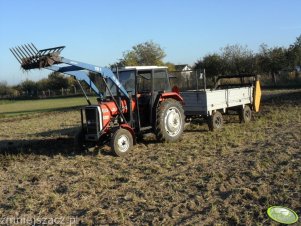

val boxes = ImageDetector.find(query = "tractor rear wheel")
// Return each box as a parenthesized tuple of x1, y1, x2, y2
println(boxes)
(155, 99, 184, 142)
(208, 111, 223, 131)
(239, 105, 252, 123)
(110, 128, 133, 157)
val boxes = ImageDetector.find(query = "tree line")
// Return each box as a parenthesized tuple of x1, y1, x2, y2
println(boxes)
(0, 72, 78, 98)
(195, 35, 301, 85)
(1, 35, 300, 98)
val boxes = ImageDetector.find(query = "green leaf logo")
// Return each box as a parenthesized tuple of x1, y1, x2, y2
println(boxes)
(267, 206, 299, 224)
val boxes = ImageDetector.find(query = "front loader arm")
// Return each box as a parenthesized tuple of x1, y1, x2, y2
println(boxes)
(57, 57, 129, 98)
(10, 43, 130, 100)
(48, 64, 102, 97)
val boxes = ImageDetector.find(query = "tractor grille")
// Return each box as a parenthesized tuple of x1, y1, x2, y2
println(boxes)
(84, 106, 102, 141)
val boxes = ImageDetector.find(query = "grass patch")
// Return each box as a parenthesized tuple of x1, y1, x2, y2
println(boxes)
(0, 97, 93, 118)
(0, 99, 16, 105)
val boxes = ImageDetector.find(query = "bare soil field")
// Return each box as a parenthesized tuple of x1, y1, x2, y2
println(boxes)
(0, 89, 300, 225)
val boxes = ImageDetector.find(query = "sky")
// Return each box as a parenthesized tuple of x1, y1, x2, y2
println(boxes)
(0, 0, 301, 85)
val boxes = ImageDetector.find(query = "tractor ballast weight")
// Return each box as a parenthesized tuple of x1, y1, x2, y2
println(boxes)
(11, 44, 185, 156)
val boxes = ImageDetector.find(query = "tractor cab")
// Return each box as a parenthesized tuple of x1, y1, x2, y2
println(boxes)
(108, 66, 171, 96)
(106, 66, 173, 128)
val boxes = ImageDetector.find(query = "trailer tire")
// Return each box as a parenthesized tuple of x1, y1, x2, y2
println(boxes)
(208, 111, 223, 131)
(155, 99, 184, 142)
(239, 105, 252, 123)
(110, 128, 133, 157)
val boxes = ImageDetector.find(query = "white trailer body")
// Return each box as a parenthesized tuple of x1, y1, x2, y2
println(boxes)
(181, 86, 254, 116)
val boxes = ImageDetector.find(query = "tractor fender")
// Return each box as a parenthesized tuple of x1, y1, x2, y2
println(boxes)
(120, 123, 136, 144)
(153, 92, 183, 115)
(160, 92, 183, 102)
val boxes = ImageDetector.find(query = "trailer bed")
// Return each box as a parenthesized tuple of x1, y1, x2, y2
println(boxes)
(181, 86, 253, 116)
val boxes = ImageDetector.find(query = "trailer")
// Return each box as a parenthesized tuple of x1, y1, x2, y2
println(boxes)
(179, 74, 261, 130)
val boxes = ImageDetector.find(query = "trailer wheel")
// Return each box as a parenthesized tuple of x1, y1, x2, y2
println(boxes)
(239, 105, 252, 123)
(110, 128, 133, 157)
(208, 111, 223, 131)
(155, 99, 184, 142)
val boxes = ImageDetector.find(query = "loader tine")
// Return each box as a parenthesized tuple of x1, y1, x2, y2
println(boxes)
(16, 46, 28, 59)
(25, 44, 36, 57)
(12, 47, 25, 62)
(12, 47, 22, 59)
(9, 48, 22, 64)
(24, 44, 39, 63)
(31, 43, 40, 57)
(21, 45, 33, 58)
(10, 48, 21, 61)
(31, 43, 39, 52)
(27, 44, 37, 54)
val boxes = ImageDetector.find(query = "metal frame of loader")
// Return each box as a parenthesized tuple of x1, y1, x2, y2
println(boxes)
(10, 44, 185, 156)
(10, 43, 132, 124)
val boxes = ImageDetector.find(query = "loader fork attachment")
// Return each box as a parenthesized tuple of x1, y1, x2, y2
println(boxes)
(10, 43, 65, 70)
(10, 42, 130, 99)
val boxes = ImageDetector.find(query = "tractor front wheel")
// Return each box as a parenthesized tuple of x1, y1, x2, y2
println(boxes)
(110, 128, 133, 157)
(155, 99, 184, 142)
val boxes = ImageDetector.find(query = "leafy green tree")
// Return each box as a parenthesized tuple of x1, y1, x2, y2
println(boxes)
(20, 79, 37, 95)
(47, 72, 69, 90)
(194, 53, 223, 77)
(37, 78, 49, 91)
(256, 43, 271, 74)
(269, 47, 287, 73)
(0, 81, 11, 96)
(221, 44, 255, 74)
(165, 62, 176, 72)
(195, 45, 255, 77)
(257, 44, 288, 83)
(117, 41, 166, 66)
(287, 34, 301, 69)
(88, 72, 106, 92)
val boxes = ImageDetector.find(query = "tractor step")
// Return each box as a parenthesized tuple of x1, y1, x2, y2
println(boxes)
(139, 126, 152, 132)
(10, 43, 65, 70)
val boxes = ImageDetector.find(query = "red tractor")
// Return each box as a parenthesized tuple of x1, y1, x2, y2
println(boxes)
(10, 44, 185, 156)
(80, 66, 185, 156)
